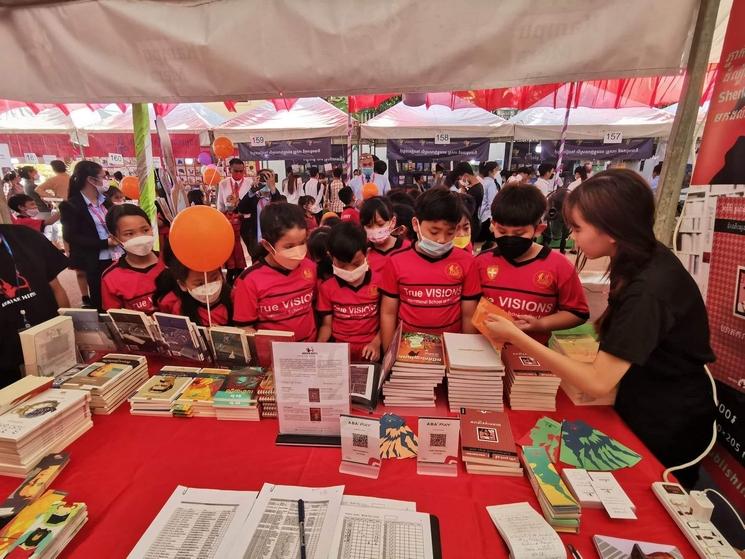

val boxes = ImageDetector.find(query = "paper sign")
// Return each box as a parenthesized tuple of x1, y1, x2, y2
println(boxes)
(417, 417, 459, 476)
(434, 132, 450, 145)
(323, 163, 333, 172)
(108, 153, 125, 165)
(603, 130, 623, 144)
(23, 153, 39, 164)
(249, 135, 266, 147)
(0, 144, 11, 167)
(153, 156, 162, 169)
(339, 415, 381, 479)
(589, 471, 637, 519)
(42, 155, 57, 165)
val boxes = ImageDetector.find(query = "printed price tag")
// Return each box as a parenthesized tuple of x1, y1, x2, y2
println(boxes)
(108, 153, 125, 165)
(434, 132, 450, 145)
(603, 131, 623, 144)
(250, 135, 266, 147)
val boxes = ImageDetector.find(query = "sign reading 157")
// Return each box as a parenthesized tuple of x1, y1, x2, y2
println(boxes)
(603, 131, 623, 144)
(250, 135, 266, 147)
(434, 133, 450, 145)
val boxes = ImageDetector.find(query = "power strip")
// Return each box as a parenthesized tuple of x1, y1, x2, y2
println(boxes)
(651, 481, 739, 558)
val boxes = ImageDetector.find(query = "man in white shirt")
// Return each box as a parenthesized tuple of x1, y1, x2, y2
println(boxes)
(348, 153, 390, 201)
(303, 167, 325, 218)
(217, 158, 253, 213)
(534, 163, 556, 197)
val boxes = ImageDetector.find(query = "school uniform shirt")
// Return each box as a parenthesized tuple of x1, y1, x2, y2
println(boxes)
(475, 245, 589, 344)
(101, 257, 165, 314)
(380, 245, 481, 334)
(232, 257, 317, 342)
(303, 178, 324, 214)
(157, 291, 230, 326)
(348, 173, 390, 199)
(599, 242, 715, 480)
(305, 215, 318, 233)
(534, 177, 553, 197)
(317, 270, 380, 360)
(366, 237, 410, 276)
(340, 206, 360, 225)
(10, 215, 44, 232)
(216, 177, 253, 213)
(0, 225, 68, 386)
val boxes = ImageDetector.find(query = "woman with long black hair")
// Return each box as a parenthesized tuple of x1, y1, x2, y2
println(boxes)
(59, 161, 119, 310)
(484, 169, 715, 488)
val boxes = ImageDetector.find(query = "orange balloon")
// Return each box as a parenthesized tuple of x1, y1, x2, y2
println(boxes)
(212, 136, 235, 159)
(202, 167, 223, 186)
(120, 176, 139, 199)
(362, 182, 379, 200)
(169, 206, 235, 272)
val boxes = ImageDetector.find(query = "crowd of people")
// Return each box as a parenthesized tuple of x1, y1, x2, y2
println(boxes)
(0, 154, 710, 487)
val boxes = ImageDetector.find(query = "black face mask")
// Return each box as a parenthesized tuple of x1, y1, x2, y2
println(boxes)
(495, 235, 533, 260)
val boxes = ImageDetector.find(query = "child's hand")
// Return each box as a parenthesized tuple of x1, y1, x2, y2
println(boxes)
(513, 314, 543, 333)
(484, 314, 522, 344)
(361, 342, 380, 362)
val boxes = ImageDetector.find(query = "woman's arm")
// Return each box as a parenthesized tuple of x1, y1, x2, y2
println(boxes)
(317, 315, 333, 343)
(49, 278, 70, 309)
(485, 315, 630, 398)
(380, 295, 399, 352)
(514, 311, 585, 335)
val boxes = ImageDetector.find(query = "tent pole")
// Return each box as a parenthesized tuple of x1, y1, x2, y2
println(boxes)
(654, 0, 719, 246)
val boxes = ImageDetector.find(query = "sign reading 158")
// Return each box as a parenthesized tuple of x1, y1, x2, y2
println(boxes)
(434, 133, 450, 145)
(250, 136, 266, 147)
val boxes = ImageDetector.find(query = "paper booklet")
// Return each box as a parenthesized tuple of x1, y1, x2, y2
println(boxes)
(127, 486, 258, 559)
(349, 362, 380, 411)
(486, 502, 565, 559)
(0, 389, 89, 443)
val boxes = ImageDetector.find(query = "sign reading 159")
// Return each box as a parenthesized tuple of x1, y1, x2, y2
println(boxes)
(250, 136, 266, 147)
(434, 133, 450, 145)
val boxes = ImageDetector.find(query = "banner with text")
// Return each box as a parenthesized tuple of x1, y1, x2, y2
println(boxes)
(238, 138, 331, 161)
(691, 0, 745, 185)
(386, 138, 490, 161)
(539, 138, 654, 161)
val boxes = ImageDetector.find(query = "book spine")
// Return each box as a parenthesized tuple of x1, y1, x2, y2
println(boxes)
(461, 447, 519, 461)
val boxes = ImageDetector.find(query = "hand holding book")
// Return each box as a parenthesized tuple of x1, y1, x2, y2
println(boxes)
(471, 298, 518, 350)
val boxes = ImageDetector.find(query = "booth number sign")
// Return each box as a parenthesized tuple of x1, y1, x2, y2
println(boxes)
(250, 135, 267, 147)
(603, 131, 623, 144)
(108, 153, 125, 165)
(434, 133, 450, 145)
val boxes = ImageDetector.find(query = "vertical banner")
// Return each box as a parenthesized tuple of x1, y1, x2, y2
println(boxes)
(691, 0, 745, 185)
(132, 104, 158, 236)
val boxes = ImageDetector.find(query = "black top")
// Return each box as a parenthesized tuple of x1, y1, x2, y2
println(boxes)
(600, 242, 715, 472)
(58, 193, 109, 271)
(0, 225, 68, 386)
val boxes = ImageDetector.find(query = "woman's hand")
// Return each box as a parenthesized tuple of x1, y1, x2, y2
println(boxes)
(484, 314, 522, 344)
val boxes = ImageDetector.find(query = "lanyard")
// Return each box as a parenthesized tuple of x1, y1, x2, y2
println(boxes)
(231, 179, 244, 199)
(89, 203, 108, 230)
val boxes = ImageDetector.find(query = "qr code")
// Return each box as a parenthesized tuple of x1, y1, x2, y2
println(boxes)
(429, 433, 447, 447)
(352, 434, 368, 448)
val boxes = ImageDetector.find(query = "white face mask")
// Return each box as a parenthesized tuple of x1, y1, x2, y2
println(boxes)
(365, 223, 392, 243)
(333, 261, 369, 284)
(92, 177, 108, 194)
(188, 280, 222, 305)
(416, 221, 453, 257)
(25, 209, 39, 218)
(121, 235, 154, 257)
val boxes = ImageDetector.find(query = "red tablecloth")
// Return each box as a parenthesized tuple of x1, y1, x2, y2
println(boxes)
(0, 383, 696, 558)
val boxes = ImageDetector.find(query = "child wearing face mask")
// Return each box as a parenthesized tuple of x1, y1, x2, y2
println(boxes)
(379, 189, 481, 351)
(100, 205, 165, 313)
(453, 193, 475, 254)
(7, 194, 60, 232)
(154, 255, 231, 327)
(475, 184, 588, 344)
(317, 222, 382, 361)
(231, 202, 317, 341)
(360, 196, 409, 276)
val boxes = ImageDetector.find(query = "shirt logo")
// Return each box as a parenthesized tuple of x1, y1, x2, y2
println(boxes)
(446, 263, 463, 279)
(533, 271, 555, 289)
(302, 268, 313, 280)
(486, 265, 499, 280)
(0, 273, 30, 302)
(368, 285, 378, 297)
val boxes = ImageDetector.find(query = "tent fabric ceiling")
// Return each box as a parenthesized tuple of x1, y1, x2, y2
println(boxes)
(215, 97, 354, 142)
(0, 0, 701, 103)
(509, 106, 676, 140)
(361, 99, 512, 139)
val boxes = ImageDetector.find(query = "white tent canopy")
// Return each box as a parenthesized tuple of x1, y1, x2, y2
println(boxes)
(509, 107, 676, 140)
(0, 0, 702, 103)
(361, 98, 512, 140)
(215, 97, 353, 142)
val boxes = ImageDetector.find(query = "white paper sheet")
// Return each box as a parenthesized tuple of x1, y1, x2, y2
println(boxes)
(127, 486, 258, 559)
(589, 471, 637, 519)
(329, 504, 435, 559)
(228, 483, 344, 559)
(486, 502, 565, 559)
(341, 495, 416, 511)
(273, 343, 350, 437)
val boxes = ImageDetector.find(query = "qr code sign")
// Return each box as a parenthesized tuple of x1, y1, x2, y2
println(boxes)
(352, 433, 368, 448)
(430, 433, 447, 447)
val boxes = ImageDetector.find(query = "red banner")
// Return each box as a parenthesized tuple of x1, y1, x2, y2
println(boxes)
(692, 0, 745, 185)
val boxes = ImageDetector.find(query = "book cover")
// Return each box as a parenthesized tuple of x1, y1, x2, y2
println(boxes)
(58, 308, 117, 352)
(593, 535, 683, 559)
(0, 378, 53, 417)
(3, 500, 86, 557)
(209, 327, 250, 368)
(108, 310, 160, 353)
(522, 446, 579, 509)
(471, 297, 514, 351)
(443, 332, 503, 371)
(154, 312, 203, 361)
(502, 345, 553, 376)
(460, 408, 518, 463)
(63, 362, 132, 390)
(131, 375, 193, 402)
(19, 316, 77, 378)
(0, 490, 67, 554)
(214, 370, 262, 407)
(177, 377, 224, 402)
(0, 390, 88, 443)
(251, 330, 294, 369)
(396, 332, 444, 367)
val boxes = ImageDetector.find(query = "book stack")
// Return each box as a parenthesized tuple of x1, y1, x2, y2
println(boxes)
(0, 388, 93, 477)
(443, 333, 505, 413)
(503, 345, 561, 411)
(19, 316, 77, 378)
(382, 331, 446, 407)
(61, 354, 149, 414)
(172, 370, 228, 418)
(213, 370, 263, 421)
(521, 446, 581, 533)
(129, 375, 194, 417)
(256, 373, 277, 418)
(459, 408, 522, 476)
